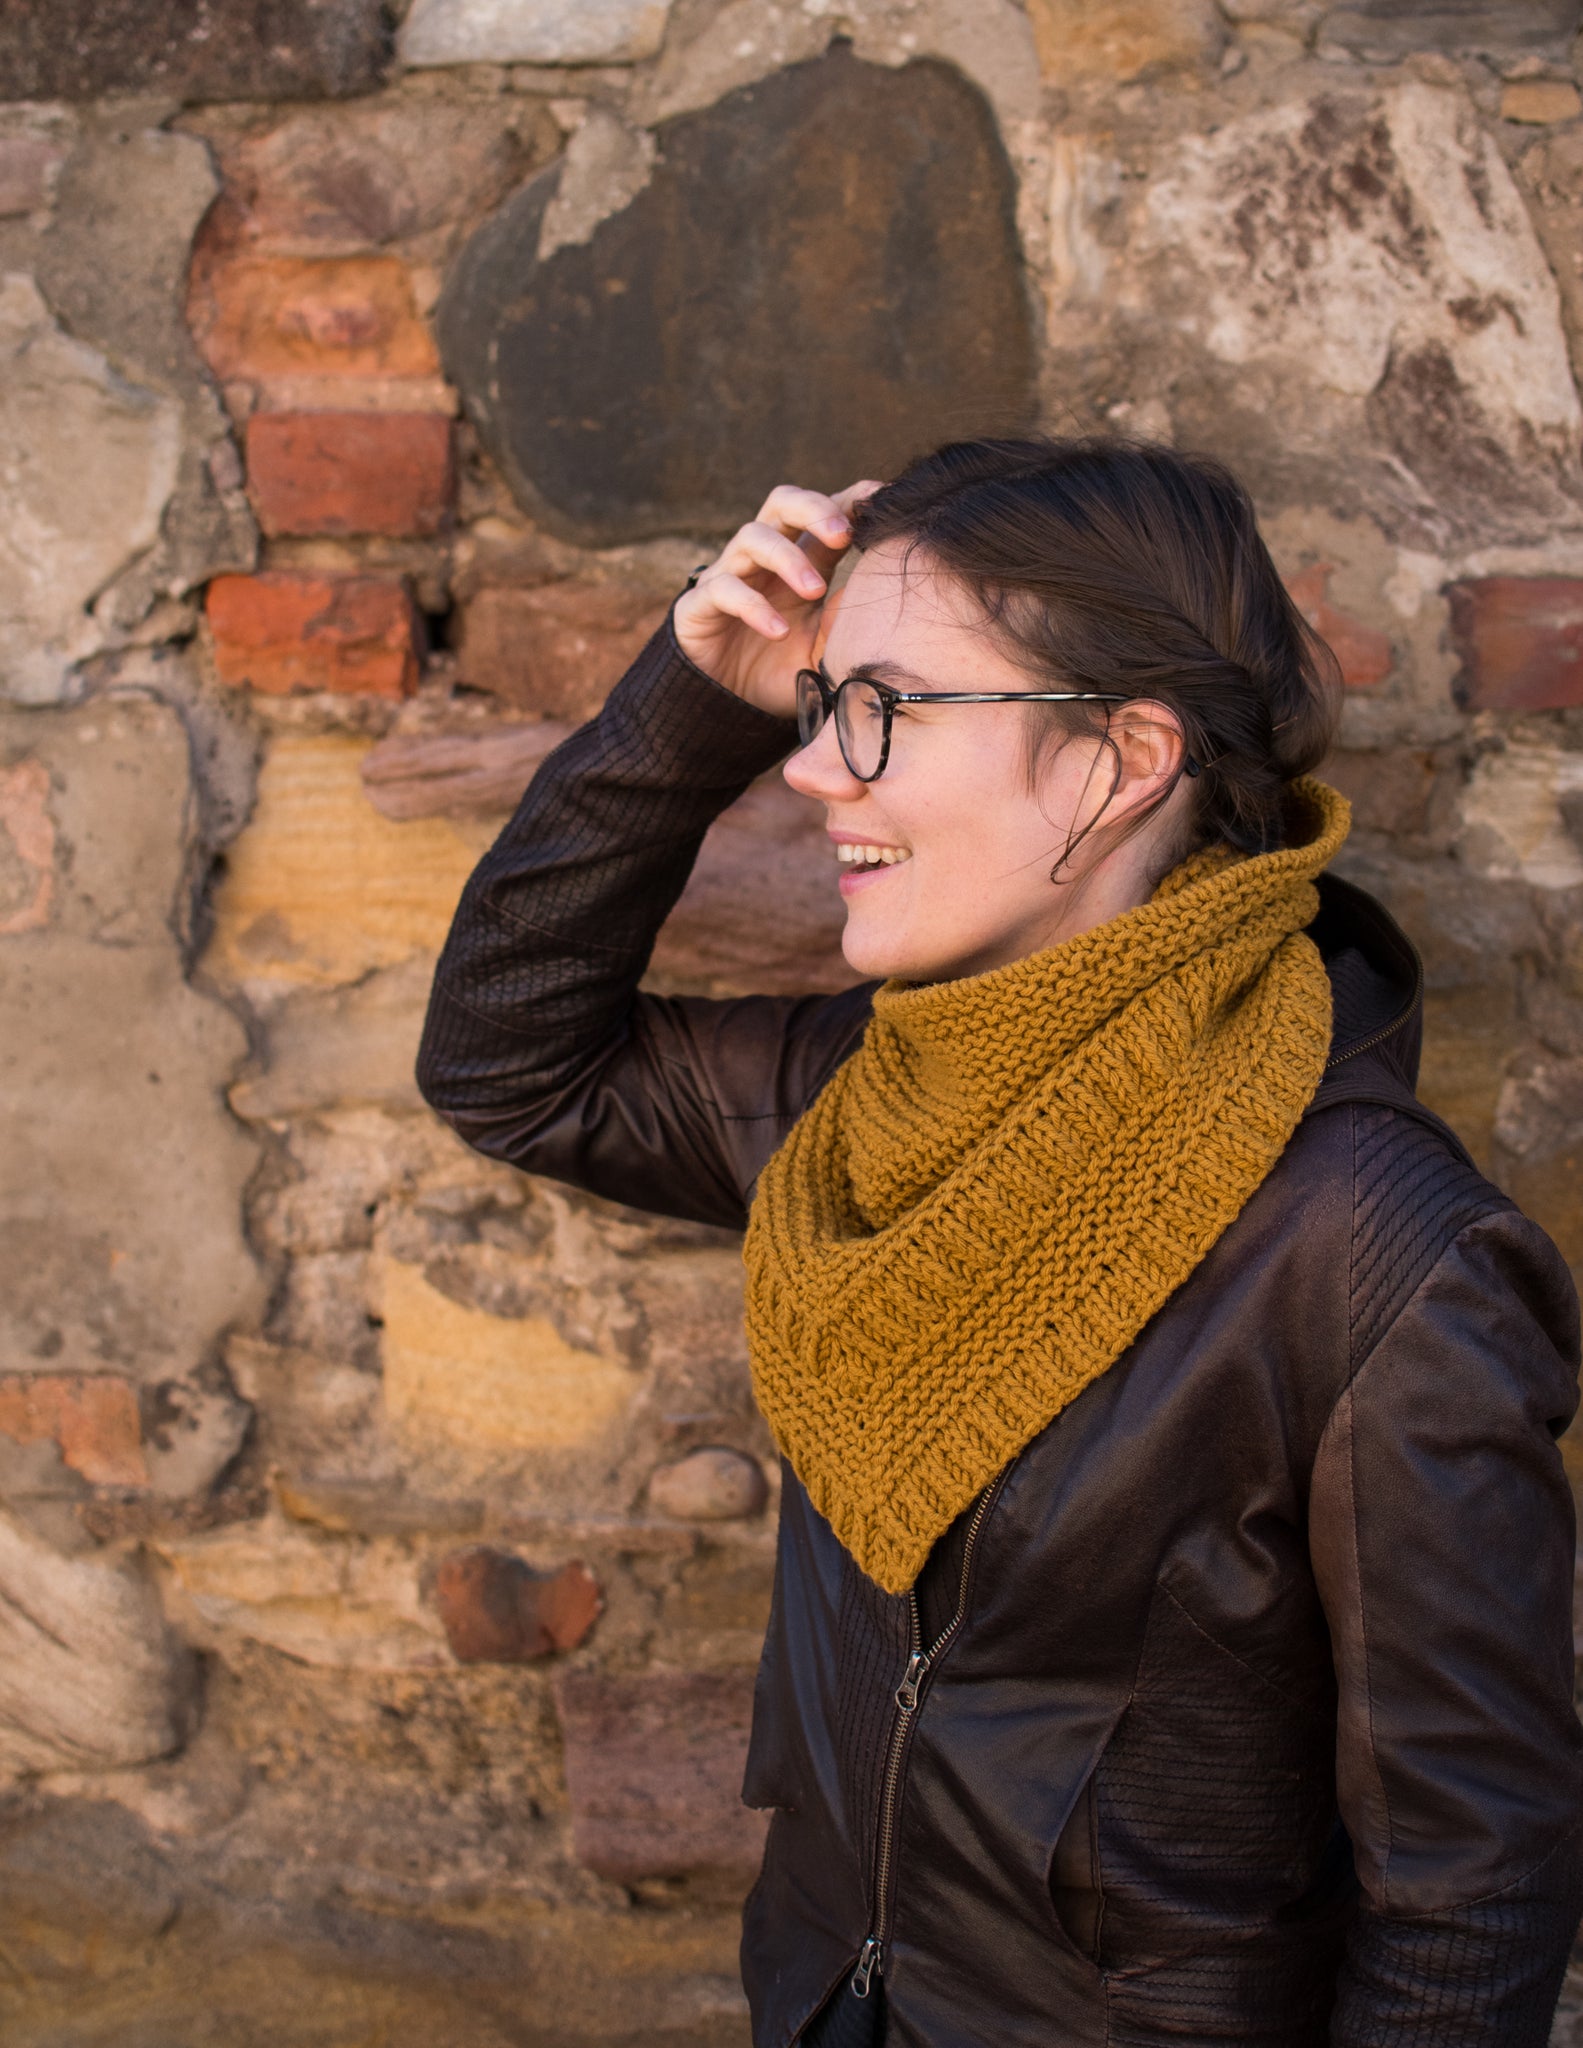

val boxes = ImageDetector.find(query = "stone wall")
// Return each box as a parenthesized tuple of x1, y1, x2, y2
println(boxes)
(3, 2, 1583, 2042)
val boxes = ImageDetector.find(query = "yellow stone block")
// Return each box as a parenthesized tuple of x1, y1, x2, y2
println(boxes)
(377, 1255, 635, 1454)
(1025, 0, 1219, 81)
(204, 732, 495, 988)
(156, 1519, 446, 1669)
(1502, 80, 1583, 127)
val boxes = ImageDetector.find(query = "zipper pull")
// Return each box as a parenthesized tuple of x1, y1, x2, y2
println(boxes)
(851, 1936, 883, 1998)
(894, 1651, 929, 1712)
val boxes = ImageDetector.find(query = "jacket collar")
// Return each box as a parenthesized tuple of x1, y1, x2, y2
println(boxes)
(1306, 872, 1425, 1106)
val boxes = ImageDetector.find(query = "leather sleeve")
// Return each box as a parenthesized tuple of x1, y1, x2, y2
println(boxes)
(1311, 1109, 1583, 2045)
(415, 615, 874, 1228)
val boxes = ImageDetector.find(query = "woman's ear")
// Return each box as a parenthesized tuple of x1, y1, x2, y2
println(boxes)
(1108, 701, 1188, 801)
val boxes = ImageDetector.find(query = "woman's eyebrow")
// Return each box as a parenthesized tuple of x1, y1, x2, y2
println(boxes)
(823, 656, 948, 692)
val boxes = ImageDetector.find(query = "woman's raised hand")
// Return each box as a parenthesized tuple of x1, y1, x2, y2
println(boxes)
(673, 480, 881, 718)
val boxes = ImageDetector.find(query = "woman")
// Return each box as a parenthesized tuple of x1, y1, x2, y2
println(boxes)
(418, 439, 1583, 2046)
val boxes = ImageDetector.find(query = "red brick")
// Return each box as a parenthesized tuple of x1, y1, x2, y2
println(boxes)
(207, 572, 419, 698)
(246, 411, 452, 537)
(554, 1669, 769, 1882)
(434, 1549, 601, 1663)
(187, 250, 440, 385)
(1285, 564, 1394, 689)
(1447, 577, 1583, 712)
(454, 581, 670, 719)
(0, 1374, 147, 1488)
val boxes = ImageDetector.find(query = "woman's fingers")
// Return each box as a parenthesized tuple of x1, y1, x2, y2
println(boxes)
(756, 483, 857, 548)
(687, 569, 790, 640)
(719, 521, 828, 602)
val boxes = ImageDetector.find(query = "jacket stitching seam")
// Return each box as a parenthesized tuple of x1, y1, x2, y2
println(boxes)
(1154, 1580, 1310, 1711)
(1348, 1103, 1398, 1909)
(1380, 1813, 1583, 1918)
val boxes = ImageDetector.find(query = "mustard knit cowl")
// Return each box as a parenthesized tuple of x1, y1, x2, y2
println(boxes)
(743, 779, 1352, 1595)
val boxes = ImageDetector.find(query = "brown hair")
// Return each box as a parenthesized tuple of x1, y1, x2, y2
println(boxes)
(850, 436, 1339, 863)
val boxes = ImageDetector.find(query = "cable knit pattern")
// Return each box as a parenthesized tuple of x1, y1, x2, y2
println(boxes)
(743, 780, 1351, 1593)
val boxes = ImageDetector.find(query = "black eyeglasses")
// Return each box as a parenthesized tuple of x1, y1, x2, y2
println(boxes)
(795, 666, 1128, 783)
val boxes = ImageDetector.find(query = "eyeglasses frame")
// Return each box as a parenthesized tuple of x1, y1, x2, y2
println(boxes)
(795, 665, 1131, 783)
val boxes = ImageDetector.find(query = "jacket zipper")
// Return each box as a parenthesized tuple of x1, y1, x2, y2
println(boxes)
(850, 1475, 1007, 1999)
(1323, 976, 1422, 1070)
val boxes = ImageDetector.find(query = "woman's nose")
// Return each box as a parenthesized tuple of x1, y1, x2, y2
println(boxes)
(783, 714, 866, 801)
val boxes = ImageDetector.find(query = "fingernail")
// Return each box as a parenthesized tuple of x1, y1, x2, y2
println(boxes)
(801, 571, 825, 594)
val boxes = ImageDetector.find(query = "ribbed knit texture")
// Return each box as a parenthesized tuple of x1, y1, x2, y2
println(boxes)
(743, 780, 1351, 1594)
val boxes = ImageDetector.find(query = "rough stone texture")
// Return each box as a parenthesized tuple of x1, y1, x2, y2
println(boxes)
(0, 125, 66, 220)
(1317, 2, 1582, 64)
(1503, 81, 1583, 125)
(433, 1548, 601, 1660)
(400, 0, 674, 68)
(0, 276, 180, 704)
(0, 1376, 147, 1488)
(11, 115, 259, 637)
(0, 756, 54, 933)
(556, 1669, 768, 1881)
(207, 100, 552, 261)
(246, 412, 454, 537)
(360, 721, 568, 819)
(649, 1448, 768, 1522)
(438, 45, 1036, 543)
(0, 696, 262, 1398)
(1287, 563, 1395, 688)
(1448, 578, 1583, 711)
(1456, 741, 1583, 889)
(0, 1509, 195, 1775)
(454, 581, 670, 714)
(0, 0, 391, 102)
(1025, 0, 1223, 82)
(377, 1253, 638, 1464)
(204, 732, 489, 987)
(1517, 126, 1583, 392)
(188, 250, 440, 389)
(228, 957, 436, 1117)
(1142, 83, 1582, 542)
(207, 572, 421, 697)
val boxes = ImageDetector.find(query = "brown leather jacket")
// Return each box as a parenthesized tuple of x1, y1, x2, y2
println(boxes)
(418, 621, 1583, 2047)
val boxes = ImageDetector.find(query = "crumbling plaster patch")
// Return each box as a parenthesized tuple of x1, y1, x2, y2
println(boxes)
(634, 0, 1040, 131)
(0, 277, 181, 704)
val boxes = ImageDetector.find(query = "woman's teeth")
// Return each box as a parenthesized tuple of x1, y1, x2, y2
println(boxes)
(836, 843, 910, 868)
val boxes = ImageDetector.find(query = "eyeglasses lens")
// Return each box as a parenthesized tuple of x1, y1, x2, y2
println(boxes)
(795, 670, 827, 752)
(835, 678, 886, 779)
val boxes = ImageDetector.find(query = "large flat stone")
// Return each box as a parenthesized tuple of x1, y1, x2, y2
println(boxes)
(1143, 82, 1582, 535)
(203, 731, 493, 990)
(0, 0, 390, 102)
(400, 0, 672, 67)
(438, 44, 1035, 544)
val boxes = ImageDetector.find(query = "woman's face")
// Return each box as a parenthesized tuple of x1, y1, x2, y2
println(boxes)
(783, 542, 1184, 984)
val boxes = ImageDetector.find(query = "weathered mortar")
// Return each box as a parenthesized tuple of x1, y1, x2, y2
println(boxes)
(3, 1, 1583, 2041)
